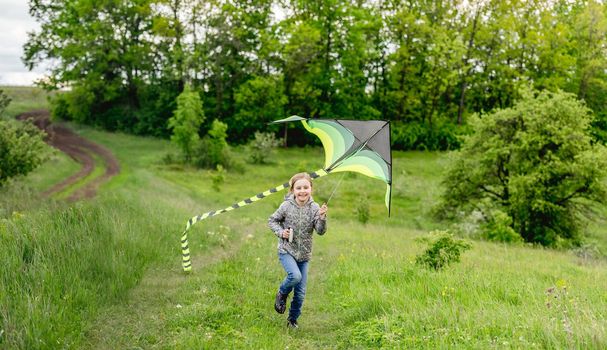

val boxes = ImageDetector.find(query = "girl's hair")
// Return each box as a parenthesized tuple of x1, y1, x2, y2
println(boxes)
(288, 172, 312, 193)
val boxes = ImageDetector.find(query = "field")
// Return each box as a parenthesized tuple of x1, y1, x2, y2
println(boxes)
(1, 92, 606, 348)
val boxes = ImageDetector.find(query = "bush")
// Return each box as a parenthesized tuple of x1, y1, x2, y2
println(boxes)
(481, 210, 523, 243)
(248, 132, 281, 164)
(437, 89, 607, 246)
(49, 85, 94, 123)
(356, 196, 370, 224)
(50, 93, 70, 121)
(415, 231, 471, 270)
(572, 243, 604, 262)
(0, 120, 48, 186)
(192, 119, 243, 172)
(211, 165, 226, 192)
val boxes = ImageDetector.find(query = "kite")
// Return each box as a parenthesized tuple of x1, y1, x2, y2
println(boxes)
(180, 116, 392, 272)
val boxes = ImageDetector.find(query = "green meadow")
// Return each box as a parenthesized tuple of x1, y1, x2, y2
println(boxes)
(1, 113, 606, 349)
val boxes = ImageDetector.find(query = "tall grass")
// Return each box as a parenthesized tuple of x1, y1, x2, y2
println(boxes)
(0, 193, 171, 348)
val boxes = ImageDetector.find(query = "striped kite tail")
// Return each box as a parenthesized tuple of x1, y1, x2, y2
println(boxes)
(181, 169, 329, 272)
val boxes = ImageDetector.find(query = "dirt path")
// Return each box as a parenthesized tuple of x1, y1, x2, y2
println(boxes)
(16, 109, 120, 201)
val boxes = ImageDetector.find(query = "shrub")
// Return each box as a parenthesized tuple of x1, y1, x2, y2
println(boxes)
(50, 93, 70, 121)
(415, 231, 471, 270)
(211, 165, 226, 192)
(572, 243, 604, 262)
(50, 85, 94, 123)
(356, 196, 370, 224)
(248, 132, 281, 164)
(449, 209, 485, 238)
(192, 119, 243, 172)
(0, 120, 48, 186)
(193, 136, 225, 169)
(481, 210, 523, 243)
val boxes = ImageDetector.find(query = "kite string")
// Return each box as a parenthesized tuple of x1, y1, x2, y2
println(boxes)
(324, 172, 346, 205)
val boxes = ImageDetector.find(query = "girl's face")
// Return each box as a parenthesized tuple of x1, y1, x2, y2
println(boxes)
(293, 178, 312, 205)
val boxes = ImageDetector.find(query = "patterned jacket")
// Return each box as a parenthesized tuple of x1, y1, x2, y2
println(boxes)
(268, 194, 327, 262)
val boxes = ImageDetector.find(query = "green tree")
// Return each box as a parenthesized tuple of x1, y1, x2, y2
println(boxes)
(332, 2, 381, 120)
(196, 0, 275, 133)
(20, 0, 607, 151)
(437, 90, 607, 246)
(23, 0, 163, 132)
(282, 21, 323, 118)
(233, 75, 287, 138)
(0, 120, 47, 186)
(168, 85, 205, 161)
(282, 0, 376, 119)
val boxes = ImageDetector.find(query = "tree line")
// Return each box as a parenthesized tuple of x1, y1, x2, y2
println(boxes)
(23, 0, 607, 150)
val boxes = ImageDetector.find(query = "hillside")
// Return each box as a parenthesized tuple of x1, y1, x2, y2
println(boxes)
(1, 118, 606, 349)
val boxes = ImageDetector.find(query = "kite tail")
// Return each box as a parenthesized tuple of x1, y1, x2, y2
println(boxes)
(181, 169, 329, 272)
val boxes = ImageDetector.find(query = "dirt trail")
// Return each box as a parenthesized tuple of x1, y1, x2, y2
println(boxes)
(16, 109, 120, 200)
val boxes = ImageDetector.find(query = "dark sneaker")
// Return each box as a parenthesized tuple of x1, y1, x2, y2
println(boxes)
(287, 319, 298, 329)
(274, 291, 287, 314)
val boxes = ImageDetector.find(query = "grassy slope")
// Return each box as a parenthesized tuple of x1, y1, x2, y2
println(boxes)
(1, 123, 605, 349)
(76, 130, 605, 349)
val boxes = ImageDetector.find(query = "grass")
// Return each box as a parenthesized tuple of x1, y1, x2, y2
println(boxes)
(1, 86, 53, 119)
(21, 150, 81, 193)
(52, 150, 106, 200)
(0, 149, 78, 219)
(1, 122, 606, 349)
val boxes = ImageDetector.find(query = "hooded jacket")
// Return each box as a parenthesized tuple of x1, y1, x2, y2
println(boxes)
(268, 193, 327, 262)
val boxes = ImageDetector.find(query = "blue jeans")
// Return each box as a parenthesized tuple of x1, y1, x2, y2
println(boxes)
(278, 253, 309, 321)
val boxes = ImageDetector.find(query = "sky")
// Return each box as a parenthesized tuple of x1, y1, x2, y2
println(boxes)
(0, 0, 46, 86)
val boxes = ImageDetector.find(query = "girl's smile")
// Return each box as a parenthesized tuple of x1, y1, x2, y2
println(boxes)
(293, 179, 312, 206)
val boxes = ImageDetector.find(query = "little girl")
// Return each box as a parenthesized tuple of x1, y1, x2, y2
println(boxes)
(268, 172, 328, 329)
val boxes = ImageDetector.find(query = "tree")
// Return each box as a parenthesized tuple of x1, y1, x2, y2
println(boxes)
(437, 89, 607, 246)
(0, 120, 47, 186)
(197, 0, 275, 133)
(168, 85, 205, 161)
(23, 0, 166, 132)
(233, 75, 287, 138)
(282, 21, 324, 118)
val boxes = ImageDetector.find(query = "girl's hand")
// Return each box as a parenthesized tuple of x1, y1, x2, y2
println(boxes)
(281, 229, 290, 239)
(319, 203, 328, 219)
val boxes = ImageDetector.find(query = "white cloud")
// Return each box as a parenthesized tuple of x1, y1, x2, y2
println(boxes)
(0, 0, 46, 86)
